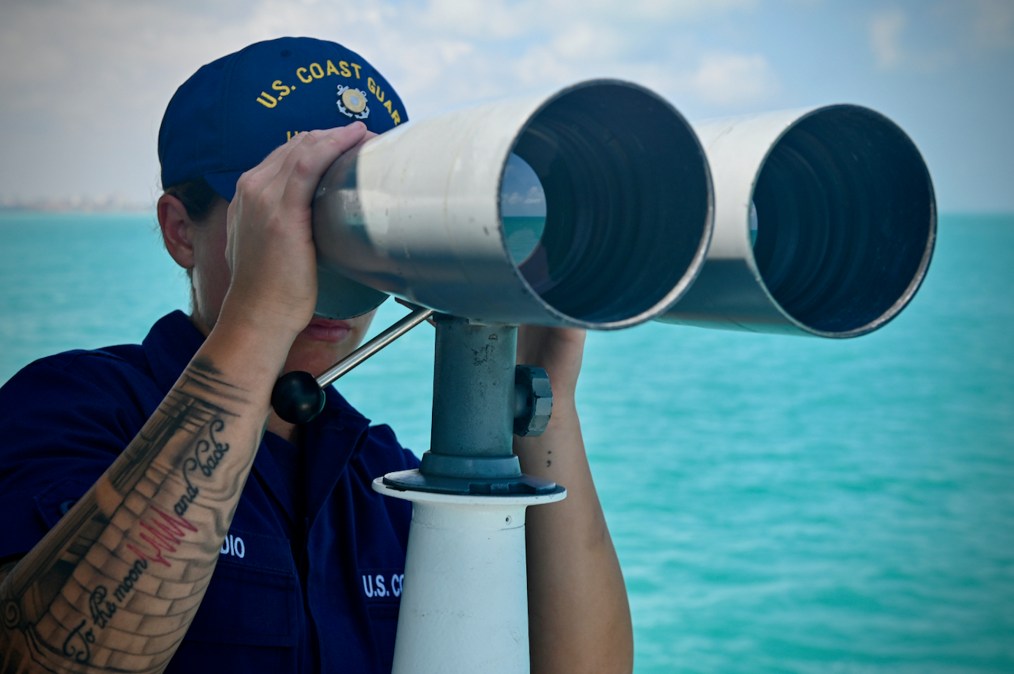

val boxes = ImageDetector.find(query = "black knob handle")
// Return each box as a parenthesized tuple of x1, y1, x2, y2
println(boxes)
(271, 371, 326, 424)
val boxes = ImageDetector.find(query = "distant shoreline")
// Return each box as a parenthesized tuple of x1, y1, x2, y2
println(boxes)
(0, 200, 152, 214)
(0, 204, 152, 215)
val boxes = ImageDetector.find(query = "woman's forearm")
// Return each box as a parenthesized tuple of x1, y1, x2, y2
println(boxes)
(0, 322, 288, 674)
(519, 401, 634, 674)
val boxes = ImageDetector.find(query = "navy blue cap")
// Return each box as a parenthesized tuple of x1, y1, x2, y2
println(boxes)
(158, 37, 407, 201)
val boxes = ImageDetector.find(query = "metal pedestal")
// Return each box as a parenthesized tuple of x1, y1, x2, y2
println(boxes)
(376, 316, 566, 674)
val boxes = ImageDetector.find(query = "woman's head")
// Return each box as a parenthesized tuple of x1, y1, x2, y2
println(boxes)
(156, 37, 407, 375)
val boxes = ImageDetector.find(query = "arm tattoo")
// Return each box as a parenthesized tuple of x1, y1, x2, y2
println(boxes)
(0, 358, 261, 673)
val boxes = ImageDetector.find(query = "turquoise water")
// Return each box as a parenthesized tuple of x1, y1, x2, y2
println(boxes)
(1, 212, 1012, 672)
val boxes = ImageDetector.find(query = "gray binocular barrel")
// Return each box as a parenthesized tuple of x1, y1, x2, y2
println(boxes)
(660, 104, 936, 337)
(312, 79, 713, 329)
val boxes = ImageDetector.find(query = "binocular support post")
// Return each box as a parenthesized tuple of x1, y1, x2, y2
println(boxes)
(376, 316, 566, 674)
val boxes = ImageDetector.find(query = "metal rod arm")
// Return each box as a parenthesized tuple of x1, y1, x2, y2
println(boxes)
(317, 306, 434, 389)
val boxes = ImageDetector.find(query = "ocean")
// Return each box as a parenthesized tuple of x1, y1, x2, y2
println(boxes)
(1, 212, 1012, 672)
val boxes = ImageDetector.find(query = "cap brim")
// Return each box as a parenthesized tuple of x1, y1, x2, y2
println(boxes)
(204, 171, 243, 202)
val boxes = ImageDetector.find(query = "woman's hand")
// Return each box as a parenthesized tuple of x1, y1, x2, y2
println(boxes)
(220, 123, 370, 340)
(516, 325, 586, 406)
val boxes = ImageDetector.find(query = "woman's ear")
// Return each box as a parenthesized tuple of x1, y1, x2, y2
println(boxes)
(157, 193, 196, 269)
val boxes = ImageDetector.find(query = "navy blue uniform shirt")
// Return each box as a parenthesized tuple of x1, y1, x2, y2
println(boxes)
(0, 311, 419, 672)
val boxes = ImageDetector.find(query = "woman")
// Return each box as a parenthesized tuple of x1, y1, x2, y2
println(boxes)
(0, 36, 632, 673)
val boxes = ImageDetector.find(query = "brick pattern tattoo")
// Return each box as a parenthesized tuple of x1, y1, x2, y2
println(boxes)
(0, 358, 259, 673)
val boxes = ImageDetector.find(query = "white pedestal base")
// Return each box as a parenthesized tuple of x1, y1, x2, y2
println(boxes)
(374, 478, 566, 674)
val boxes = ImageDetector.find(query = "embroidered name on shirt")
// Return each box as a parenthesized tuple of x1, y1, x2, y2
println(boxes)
(361, 572, 404, 600)
(219, 533, 246, 559)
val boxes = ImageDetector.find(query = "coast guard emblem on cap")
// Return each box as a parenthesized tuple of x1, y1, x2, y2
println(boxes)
(337, 85, 370, 120)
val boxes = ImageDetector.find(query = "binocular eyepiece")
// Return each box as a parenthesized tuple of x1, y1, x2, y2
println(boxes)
(312, 81, 936, 338)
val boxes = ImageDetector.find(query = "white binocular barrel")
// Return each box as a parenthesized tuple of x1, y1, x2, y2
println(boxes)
(660, 104, 936, 337)
(313, 79, 713, 329)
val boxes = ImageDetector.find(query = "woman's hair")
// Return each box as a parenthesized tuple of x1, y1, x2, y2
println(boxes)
(162, 177, 220, 222)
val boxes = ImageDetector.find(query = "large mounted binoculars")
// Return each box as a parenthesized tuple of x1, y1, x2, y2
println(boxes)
(303, 81, 936, 674)
(312, 79, 935, 337)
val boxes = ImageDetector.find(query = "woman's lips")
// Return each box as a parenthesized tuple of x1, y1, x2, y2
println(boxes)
(302, 317, 353, 343)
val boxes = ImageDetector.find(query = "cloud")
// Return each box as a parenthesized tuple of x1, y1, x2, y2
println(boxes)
(378, 0, 766, 115)
(966, 0, 1014, 51)
(869, 1, 1014, 73)
(686, 52, 780, 105)
(869, 8, 907, 70)
(0, 0, 768, 125)
(0, 0, 775, 202)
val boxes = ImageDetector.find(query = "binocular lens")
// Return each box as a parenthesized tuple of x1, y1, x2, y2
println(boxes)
(504, 83, 712, 327)
(501, 153, 547, 266)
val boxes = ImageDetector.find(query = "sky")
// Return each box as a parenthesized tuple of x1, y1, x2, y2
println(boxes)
(0, 0, 1011, 213)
